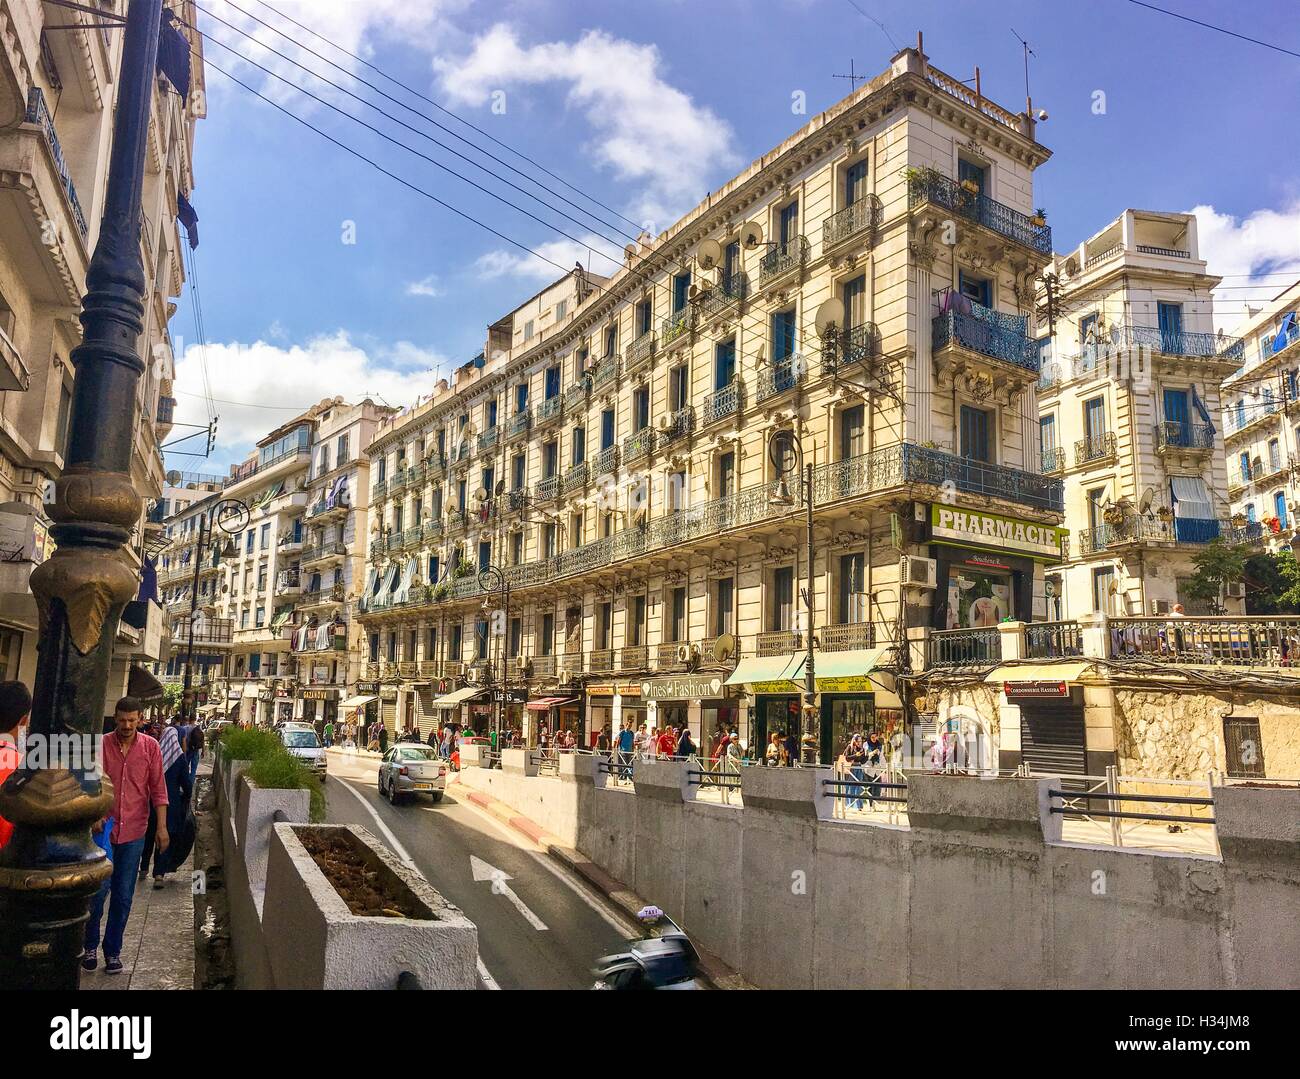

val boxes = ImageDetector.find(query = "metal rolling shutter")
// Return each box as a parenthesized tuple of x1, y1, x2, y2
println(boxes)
(381, 697, 397, 734)
(1019, 703, 1087, 776)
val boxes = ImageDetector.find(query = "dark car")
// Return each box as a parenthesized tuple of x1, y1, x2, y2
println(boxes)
(592, 933, 706, 990)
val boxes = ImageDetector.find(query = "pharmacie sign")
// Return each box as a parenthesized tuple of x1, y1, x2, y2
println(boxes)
(930, 505, 1066, 559)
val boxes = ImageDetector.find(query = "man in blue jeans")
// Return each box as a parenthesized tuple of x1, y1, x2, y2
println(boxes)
(83, 696, 169, 975)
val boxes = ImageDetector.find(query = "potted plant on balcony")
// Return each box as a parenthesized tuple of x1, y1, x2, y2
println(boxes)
(432, 581, 451, 602)
(1230, 512, 1248, 529)
(1156, 505, 1174, 522)
(1103, 503, 1126, 527)
(452, 559, 475, 579)
(1030, 207, 1047, 228)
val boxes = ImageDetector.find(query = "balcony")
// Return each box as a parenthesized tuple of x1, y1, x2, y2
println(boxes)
(625, 331, 656, 373)
(301, 540, 347, 565)
(1225, 401, 1280, 438)
(563, 461, 588, 495)
(536, 395, 564, 427)
(555, 534, 612, 577)
(563, 383, 589, 412)
(501, 490, 530, 516)
(822, 322, 878, 376)
(371, 479, 387, 500)
(425, 451, 447, 476)
(1041, 447, 1065, 474)
(699, 272, 748, 320)
(451, 441, 473, 465)
(822, 194, 883, 249)
(535, 475, 560, 502)
(508, 409, 532, 440)
(1107, 512, 1261, 547)
(661, 308, 695, 348)
(620, 645, 648, 670)
(907, 172, 1050, 255)
(477, 426, 499, 456)
(591, 355, 620, 389)
(445, 507, 467, 530)
(389, 467, 411, 494)
(588, 648, 615, 673)
(156, 395, 176, 427)
(759, 236, 809, 288)
(1105, 323, 1244, 363)
(702, 381, 743, 426)
(932, 304, 1036, 374)
(422, 518, 444, 543)
(821, 621, 876, 651)
(1024, 620, 1083, 659)
(756, 355, 804, 403)
(300, 583, 346, 608)
(1076, 525, 1115, 555)
(657, 406, 694, 448)
(23, 87, 89, 241)
(1155, 421, 1214, 455)
(757, 630, 799, 657)
(1108, 615, 1300, 668)
(591, 445, 619, 476)
(1074, 432, 1117, 467)
(623, 427, 656, 465)
(930, 627, 1001, 668)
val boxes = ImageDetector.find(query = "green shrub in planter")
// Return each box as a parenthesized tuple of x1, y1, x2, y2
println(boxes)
(220, 726, 282, 763)
(247, 750, 326, 823)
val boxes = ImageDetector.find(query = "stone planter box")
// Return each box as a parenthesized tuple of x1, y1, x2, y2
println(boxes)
(501, 747, 538, 776)
(458, 743, 490, 769)
(263, 823, 478, 989)
(235, 774, 311, 903)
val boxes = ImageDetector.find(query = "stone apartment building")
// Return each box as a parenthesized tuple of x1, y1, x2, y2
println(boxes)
(1222, 278, 1300, 552)
(1036, 209, 1248, 619)
(0, 0, 204, 707)
(355, 43, 1066, 764)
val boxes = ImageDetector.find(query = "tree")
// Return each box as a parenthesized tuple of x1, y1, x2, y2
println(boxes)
(1184, 540, 1249, 613)
(1244, 548, 1300, 614)
(161, 681, 184, 714)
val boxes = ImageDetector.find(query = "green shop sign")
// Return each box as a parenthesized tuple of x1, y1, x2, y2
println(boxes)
(930, 504, 1066, 560)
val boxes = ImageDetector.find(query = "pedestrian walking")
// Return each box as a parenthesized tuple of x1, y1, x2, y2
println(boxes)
(765, 731, 782, 767)
(143, 719, 193, 888)
(616, 721, 635, 778)
(656, 725, 676, 759)
(0, 680, 32, 852)
(842, 733, 867, 810)
(863, 731, 885, 807)
(783, 728, 799, 767)
(675, 726, 696, 759)
(186, 720, 205, 786)
(83, 697, 169, 974)
(378, 724, 389, 754)
(323, 719, 334, 748)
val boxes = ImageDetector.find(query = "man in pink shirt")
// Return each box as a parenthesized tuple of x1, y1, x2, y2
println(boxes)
(82, 696, 169, 975)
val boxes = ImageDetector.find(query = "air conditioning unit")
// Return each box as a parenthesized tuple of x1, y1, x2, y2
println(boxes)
(1224, 582, 1246, 599)
(899, 555, 937, 589)
(1150, 599, 1170, 615)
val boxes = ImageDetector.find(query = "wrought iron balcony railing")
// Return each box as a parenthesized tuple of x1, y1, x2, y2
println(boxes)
(657, 406, 694, 447)
(371, 479, 387, 500)
(25, 87, 88, 240)
(620, 645, 648, 670)
(702, 381, 743, 426)
(563, 383, 589, 412)
(301, 540, 347, 563)
(1040, 446, 1065, 474)
(508, 409, 532, 439)
(625, 331, 656, 371)
(536, 395, 564, 426)
(588, 648, 615, 673)
(591, 445, 619, 476)
(563, 461, 588, 494)
(1135, 244, 1189, 259)
(1074, 432, 1117, 466)
(1024, 620, 1083, 659)
(822, 194, 883, 248)
(1155, 421, 1214, 452)
(759, 236, 809, 287)
(535, 475, 560, 502)
(699, 272, 748, 320)
(1108, 615, 1300, 667)
(757, 356, 804, 402)
(502, 490, 530, 514)
(555, 534, 612, 577)
(930, 627, 1001, 668)
(425, 451, 447, 475)
(907, 172, 1050, 254)
(932, 306, 1036, 372)
(422, 518, 443, 542)
(477, 426, 499, 455)
(591, 354, 620, 388)
(1077, 525, 1115, 555)
(1104, 323, 1244, 362)
(662, 308, 695, 347)
(623, 427, 656, 464)
(822, 323, 878, 375)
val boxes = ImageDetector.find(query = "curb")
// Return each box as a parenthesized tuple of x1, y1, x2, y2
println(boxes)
(457, 781, 752, 990)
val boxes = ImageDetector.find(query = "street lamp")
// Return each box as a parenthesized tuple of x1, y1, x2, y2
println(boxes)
(0, 0, 166, 990)
(768, 430, 819, 765)
(180, 498, 248, 723)
(478, 564, 511, 760)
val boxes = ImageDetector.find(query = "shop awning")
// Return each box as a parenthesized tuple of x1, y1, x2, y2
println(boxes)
(127, 664, 165, 702)
(723, 653, 802, 688)
(526, 697, 577, 711)
(784, 647, 890, 689)
(430, 686, 486, 708)
(983, 661, 1096, 685)
(339, 694, 377, 709)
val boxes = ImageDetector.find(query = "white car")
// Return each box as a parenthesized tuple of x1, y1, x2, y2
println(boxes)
(280, 724, 328, 781)
(378, 744, 448, 804)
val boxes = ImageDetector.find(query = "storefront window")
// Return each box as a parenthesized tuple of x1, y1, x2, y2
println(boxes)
(944, 568, 1013, 629)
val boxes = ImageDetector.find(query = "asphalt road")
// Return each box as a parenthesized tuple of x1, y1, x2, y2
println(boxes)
(323, 754, 631, 989)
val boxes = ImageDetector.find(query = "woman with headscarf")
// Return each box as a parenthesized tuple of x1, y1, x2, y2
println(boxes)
(147, 720, 193, 888)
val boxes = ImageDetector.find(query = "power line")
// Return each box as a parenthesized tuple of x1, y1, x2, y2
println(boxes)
(842, 0, 900, 52)
(1124, 0, 1300, 61)
(249, 0, 646, 233)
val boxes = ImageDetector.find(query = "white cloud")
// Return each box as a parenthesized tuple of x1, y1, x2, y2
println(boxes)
(435, 25, 740, 226)
(473, 234, 623, 283)
(405, 274, 443, 298)
(1190, 202, 1300, 329)
(172, 331, 450, 472)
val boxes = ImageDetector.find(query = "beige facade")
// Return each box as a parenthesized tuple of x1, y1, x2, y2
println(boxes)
(357, 46, 1065, 760)
(1222, 278, 1300, 552)
(1037, 209, 1246, 619)
(0, 0, 203, 704)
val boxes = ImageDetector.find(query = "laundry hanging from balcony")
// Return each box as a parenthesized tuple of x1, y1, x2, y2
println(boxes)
(157, 10, 191, 103)
(1191, 386, 1216, 436)
(177, 192, 199, 250)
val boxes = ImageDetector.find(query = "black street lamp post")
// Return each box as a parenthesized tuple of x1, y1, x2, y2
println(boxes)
(179, 499, 249, 722)
(478, 565, 511, 761)
(0, 0, 166, 989)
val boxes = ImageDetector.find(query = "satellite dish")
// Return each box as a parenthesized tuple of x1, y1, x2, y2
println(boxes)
(494, 479, 506, 496)
(165, 469, 181, 485)
(712, 633, 735, 663)
(623, 243, 638, 263)
(697, 238, 722, 270)
(1138, 487, 1155, 515)
(815, 297, 845, 337)
(739, 221, 763, 250)
(475, 486, 488, 502)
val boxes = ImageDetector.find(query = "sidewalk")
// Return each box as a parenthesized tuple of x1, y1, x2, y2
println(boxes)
(451, 775, 753, 990)
(81, 762, 207, 991)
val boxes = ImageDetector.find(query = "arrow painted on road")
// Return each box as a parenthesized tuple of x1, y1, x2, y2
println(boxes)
(470, 855, 548, 931)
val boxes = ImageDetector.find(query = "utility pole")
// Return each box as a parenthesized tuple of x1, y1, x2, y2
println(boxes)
(0, 0, 165, 990)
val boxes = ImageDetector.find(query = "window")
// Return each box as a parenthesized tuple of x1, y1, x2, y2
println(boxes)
(510, 531, 523, 565)
(669, 586, 687, 642)
(369, 633, 380, 663)
(569, 512, 583, 549)
(413, 496, 423, 524)
(554, 299, 567, 321)
(575, 346, 589, 374)
(1268, 439, 1281, 472)
(478, 540, 491, 572)
(723, 241, 740, 288)
(523, 319, 534, 341)
(842, 275, 867, 331)
(571, 426, 586, 465)
(541, 613, 554, 656)
(770, 567, 794, 631)
(841, 405, 864, 460)
(1276, 490, 1289, 530)
(317, 447, 331, 476)
(603, 324, 617, 357)
(670, 365, 688, 411)
(428, 555, 440, 584)
(1092, 567, 1115, 614)
(633, 387, 650, 431)
(630, 595, 646, 646)
(770, 430, 797, 479)
(714, 339, 736, 390)
(959, 405, 991, 463)
(336, 433, 349, 464)
(394, 504, 405, 532)
(545, 366, 560, 399)
(1163, 388, 1190, 437)
(597, 602, 612, 650)
(542, 522, 556, 558)
(487, 399, 498, 428)
(245, 531, 254, 555)
(1084, 396, 1106, 441)
(543, 441, 558, 478)
(1079, 312, 1098, 346)
(509, 618, 522, 658)
(838, 552, 865, 623)
(601, 409, 615, 450)
(957, 158, 986, 195)
(713, 577, 734, 637)
(516, 383, 529, 413)
(667, 470, 687, 512)
(448, 623, 462, 661)
(512, 454, 526, 491)
(778, 199, 799, 245)
(474, 618, 488, 660)
(1157, 302, 1183, 349)
(1087, 487, 1106, 532)
(255, 605, 265, 627)
(772, 309, 796, 362)
(1040, 414, 1056, 452)
(718, 452, 735, 498)
(845, 159, 867, 206)
(958, 270, 990, 307)
(672, 271, 690, 313)
(1221, 714, 1269, 779)
(482, 467, 495, 499)
(636, 298, 652, 337)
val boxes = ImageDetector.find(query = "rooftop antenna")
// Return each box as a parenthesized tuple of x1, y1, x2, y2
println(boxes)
(1011, 27, 1035, 115)
(832, 58, 867, 93)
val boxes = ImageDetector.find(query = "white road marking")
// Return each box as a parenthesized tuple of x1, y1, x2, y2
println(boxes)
(470, 855, 548, 931)
(477, 957, 500, 990)
(453, 785, 633, 937)
(336, 778, 417, 868)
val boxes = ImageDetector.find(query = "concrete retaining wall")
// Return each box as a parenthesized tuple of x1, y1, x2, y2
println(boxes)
(457, 754, 1298, 989)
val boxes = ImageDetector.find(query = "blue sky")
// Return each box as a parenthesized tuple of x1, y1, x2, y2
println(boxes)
(168, 0, 1300, 474)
